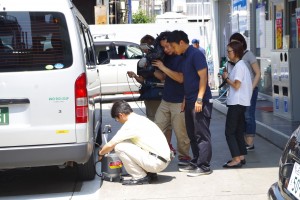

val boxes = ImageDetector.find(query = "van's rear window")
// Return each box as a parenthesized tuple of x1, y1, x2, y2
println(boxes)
(0, 12, 73, 72)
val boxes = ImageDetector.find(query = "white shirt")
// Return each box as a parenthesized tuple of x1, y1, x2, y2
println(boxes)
(110, 113, 171, 161)
(227, 60, 252, 106)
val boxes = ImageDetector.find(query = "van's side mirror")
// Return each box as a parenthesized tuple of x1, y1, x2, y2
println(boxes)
(97, 51, 110, 65)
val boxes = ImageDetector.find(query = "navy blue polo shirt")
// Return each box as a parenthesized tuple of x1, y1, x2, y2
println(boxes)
(180, 45, 212, 103)
(162, 55, 184, 103)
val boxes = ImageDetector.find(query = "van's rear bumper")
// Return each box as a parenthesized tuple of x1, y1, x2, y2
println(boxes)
(0, 142, 94, 169)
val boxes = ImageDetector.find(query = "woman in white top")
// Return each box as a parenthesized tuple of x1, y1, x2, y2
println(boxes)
(222, 41, 252, 168)
(229, 33, 261, 151)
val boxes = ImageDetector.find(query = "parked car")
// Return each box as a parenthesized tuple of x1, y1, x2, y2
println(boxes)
(0, 0, 101, 180)
(93, 36, 143, 102)
(268, 125, 300, 200)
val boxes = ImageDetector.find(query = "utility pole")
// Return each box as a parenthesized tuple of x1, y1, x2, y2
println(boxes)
(127, 0, 132, 23)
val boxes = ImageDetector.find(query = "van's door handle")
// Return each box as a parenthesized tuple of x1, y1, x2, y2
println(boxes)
(0, 98, 30, 105)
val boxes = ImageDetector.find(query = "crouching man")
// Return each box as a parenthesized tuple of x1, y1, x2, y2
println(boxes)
(98, 100, 171, 185)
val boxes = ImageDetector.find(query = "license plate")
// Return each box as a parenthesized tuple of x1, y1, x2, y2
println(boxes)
(288, 162, 300, 199)
(0, 107, 9, 125)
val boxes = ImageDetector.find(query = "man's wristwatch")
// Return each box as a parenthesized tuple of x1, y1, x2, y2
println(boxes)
(196, 98, 203, 104)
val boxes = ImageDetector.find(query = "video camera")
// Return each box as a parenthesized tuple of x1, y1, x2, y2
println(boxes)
(137, 37, 165, 79)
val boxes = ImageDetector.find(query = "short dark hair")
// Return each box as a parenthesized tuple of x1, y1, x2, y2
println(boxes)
(167, 30, 189, 44)
(111, 100, 133, 118)
(229, 32, 247, 50)
(227, 41, 244, 59)
(156, 31, 171, 42)
(140, 34, 155, 45)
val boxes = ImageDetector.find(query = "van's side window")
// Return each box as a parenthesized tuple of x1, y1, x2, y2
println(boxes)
(78, 20, 96, 68)
(0, 12, 73, 72)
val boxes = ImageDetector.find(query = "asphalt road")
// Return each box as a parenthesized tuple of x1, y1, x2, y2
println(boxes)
(99, 101, 282, 200)
(0, 101, 283, 200)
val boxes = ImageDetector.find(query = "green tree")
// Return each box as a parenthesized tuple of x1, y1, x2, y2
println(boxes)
(132, 9, 153, 23)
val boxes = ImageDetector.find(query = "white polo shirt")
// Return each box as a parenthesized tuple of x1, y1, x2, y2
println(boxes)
(227, 60, 252, 106)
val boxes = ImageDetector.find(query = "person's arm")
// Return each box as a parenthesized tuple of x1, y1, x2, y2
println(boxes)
(98, 140, 117, 161)
(127, 71, 144, 84)
(222, 71, 241, 90)
(226, 77, 241, 90)
(181, 98, 185, 112)
(251, 62, 261, 89)
(194, 68, 208, 112)
(245, 51, 261, 89)
(153, 69, 166, 81)
(98, 140, 117, 155)
(152, 60, 183, 83)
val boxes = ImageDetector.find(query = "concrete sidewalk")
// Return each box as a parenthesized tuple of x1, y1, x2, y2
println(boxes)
(98, 102, 282, 200)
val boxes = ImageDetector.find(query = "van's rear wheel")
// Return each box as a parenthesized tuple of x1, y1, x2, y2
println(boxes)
(77, 152, 96, 180)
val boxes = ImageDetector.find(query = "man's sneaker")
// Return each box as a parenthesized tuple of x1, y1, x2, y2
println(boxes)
(246, 144, 255, 151)
(147, 172, 158, 181)
(169, 143, 176, 155)
(178, 156, 191, 166)
(179, 164, 196, 172)
(187, 167, 212, 177)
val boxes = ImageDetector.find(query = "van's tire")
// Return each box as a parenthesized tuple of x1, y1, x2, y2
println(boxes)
(77, 152, 96, 180)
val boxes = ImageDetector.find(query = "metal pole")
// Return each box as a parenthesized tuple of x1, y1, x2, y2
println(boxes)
(151, 0, 154, 19)
(146, 0, 149, 16)
(128, 0, 132, 23)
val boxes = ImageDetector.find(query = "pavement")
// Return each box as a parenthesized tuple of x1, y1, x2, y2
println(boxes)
(98, 99, 288, 200)
(213, 94, 300, 149)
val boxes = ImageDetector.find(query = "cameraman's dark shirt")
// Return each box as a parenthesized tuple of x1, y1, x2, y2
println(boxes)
(162, 55, 184, 103)
(180, 45, 212, 103)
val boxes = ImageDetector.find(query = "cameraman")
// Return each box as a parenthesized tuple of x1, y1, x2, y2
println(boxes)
(127, 34, 163, 119)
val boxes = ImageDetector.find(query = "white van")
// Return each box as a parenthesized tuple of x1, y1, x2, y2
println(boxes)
(0, 0, 101, 180)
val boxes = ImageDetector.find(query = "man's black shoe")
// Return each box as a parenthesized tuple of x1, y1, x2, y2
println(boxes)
(122, 176, 150, 185)
(147, 172, 158, 181)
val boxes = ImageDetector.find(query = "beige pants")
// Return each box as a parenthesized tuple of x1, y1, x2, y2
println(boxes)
(154, 100, 190, 159)
(144, 100, 161, 122)
(144, 100, 172, 130)
(114, 141, 169, 179)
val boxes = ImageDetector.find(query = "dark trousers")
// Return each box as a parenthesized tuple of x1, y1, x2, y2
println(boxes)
(225, 105, 247, 158)
(185, 102, 212, 168)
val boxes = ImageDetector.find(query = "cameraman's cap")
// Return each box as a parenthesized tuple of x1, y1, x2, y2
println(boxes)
(191, 39, 199, 44)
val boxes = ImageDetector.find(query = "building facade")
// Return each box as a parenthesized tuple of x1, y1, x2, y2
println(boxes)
(219, 0, 300, 121)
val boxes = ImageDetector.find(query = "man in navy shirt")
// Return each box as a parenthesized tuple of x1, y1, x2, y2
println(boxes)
(152, 31, 191, 166)
(166, 30, 213, 177)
